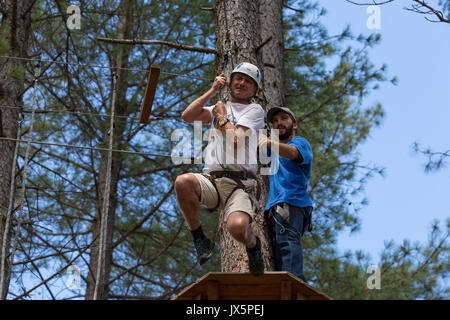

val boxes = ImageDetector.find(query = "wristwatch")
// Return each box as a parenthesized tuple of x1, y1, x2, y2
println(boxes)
(216, 117, 229, 129)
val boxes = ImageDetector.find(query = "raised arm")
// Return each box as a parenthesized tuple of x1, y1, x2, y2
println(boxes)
(181, 73, 227, 124)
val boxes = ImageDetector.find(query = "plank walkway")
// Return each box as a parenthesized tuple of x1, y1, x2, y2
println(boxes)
(172, 272, 332, 300)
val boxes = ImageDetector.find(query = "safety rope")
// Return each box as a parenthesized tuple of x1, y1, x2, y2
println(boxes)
(93, 71, 118, 300)
(0, 104, 165, 121)
(0, 55, 210, 81)
(0, 136, 197, 161)
(218, 0, 233, 102)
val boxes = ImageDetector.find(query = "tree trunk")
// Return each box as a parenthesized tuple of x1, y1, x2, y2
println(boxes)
(259, 0, 285, 109)
(256, 0, 286, 272)
(0, 0, 34, 299)
(85, 1, 132, 300)
(214, 0, 277, 273)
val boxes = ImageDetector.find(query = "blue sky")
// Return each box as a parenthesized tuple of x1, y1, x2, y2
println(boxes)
(317, 1, 450, 264)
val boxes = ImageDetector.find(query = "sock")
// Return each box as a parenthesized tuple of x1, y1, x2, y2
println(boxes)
(247, 236, 260, 251)
(191, 225, 206, 241)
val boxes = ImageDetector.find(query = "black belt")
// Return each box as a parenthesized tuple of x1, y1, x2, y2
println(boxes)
(209, 170, 252, 180)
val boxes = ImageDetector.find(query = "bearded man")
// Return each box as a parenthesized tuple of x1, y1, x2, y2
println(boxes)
(259, 106, 313, 282)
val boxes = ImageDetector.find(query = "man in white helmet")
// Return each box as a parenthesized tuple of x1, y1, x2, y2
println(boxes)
(175, 62, 265, 275)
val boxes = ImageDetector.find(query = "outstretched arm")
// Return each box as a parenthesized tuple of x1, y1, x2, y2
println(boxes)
(258, 134, 303, 162)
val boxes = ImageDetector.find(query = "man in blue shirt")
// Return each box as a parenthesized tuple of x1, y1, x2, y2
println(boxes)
(259, 106, 313, 282)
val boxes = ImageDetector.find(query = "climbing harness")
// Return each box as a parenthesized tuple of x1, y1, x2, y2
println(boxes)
(203, 170, 261, 214)
(219, 29, 233, 102)
(269, 204, 313, 239)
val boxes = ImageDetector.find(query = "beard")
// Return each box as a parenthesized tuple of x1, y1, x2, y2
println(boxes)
(278, 123, 294, 140)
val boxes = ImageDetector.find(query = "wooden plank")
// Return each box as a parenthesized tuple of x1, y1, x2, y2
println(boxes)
(139, 65, 160, 124)
(171, 282, 206, 300)
(218, 284, 281, 299)
(207, 281, 219, 300)
(280, 281, 292, 300)
(297, 292, 308, 300)
(206, 272, 293, 285)
(294, 283, 332, 300)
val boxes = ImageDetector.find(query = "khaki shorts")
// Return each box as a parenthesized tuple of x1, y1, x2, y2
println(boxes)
(191, 173, 258, 221)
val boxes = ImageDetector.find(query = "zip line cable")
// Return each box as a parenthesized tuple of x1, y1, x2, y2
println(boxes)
(0, 137, 200, 161)
(0, 104, 170, 122)
(93, 71, 117, 300)
(0, 55, 211, 81)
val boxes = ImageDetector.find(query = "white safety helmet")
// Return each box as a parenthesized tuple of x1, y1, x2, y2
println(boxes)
(230, 62, 261, 89)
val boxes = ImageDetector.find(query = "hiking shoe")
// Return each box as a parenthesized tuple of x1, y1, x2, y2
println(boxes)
(246, 236, 264, 276)
(194, 237, 215, 265)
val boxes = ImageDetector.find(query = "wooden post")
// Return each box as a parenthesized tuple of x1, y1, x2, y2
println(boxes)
(139, 65, 160, 124)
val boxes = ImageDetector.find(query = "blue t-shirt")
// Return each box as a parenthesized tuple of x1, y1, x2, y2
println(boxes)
(264, 136, 313, 210)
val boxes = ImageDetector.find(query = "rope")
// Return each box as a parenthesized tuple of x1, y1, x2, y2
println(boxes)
(0, 55, 210, 81)
(0, 64, 41, 299)
(0, 104, 166, 121)
(0, 137, 196, 161)
(218, 0, 233, 102)
(221, 0, 233, 69)
(93, 71, 117, 300)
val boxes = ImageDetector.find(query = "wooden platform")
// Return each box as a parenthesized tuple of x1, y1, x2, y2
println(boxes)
(172, 272, 332, 300)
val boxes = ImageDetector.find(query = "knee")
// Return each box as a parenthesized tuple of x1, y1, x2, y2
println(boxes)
(227, 212, 250, 239)
(175, 174, 198, 196)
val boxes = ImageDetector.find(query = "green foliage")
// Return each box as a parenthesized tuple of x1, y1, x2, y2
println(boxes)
(310, 219, 449, 299)
(0, 24, 11, 54)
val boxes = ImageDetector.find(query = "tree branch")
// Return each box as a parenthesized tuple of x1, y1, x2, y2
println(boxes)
(112, 184, 175, 249)
(407, 0, 450, 23)
(255, 36, 273, 53)
(283, 5, 305, 13)
(13, 236, 95, 300)
(344, 0, 394, 5)
(345, 0, 449, 23)
(95, 37, 217, 54)
(120, 164, 187, 179)
(107, 219, 183, 288)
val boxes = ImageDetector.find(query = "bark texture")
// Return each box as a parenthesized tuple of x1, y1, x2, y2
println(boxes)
(259, 0, 285, 109)
(214, 0, 280, 273)
(0, 0, 34, 299)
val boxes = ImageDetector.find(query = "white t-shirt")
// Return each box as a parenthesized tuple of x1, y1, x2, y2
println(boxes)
(202, 101, 265, 175)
